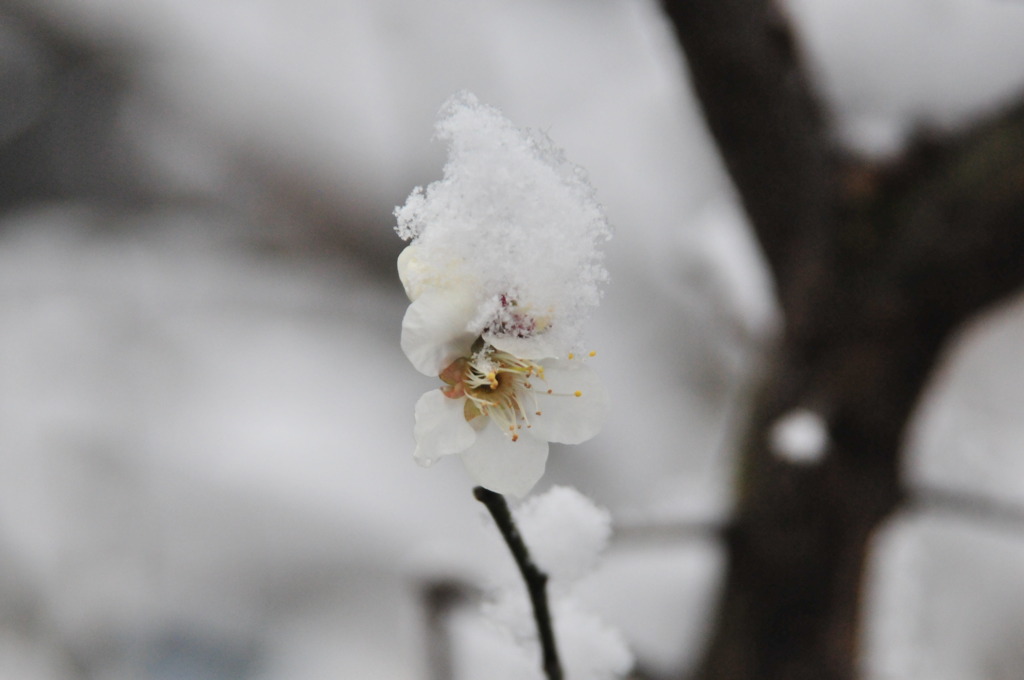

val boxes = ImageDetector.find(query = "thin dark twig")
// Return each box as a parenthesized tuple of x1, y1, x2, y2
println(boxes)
(473, 486, 562, 680)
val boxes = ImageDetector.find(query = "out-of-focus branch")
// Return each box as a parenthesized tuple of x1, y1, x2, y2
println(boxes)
(658, 0, 835, 323)
(912, 485, 1024, 533)
(658, 2, 1024, 680)
(421, 578, 475, 680)
(875, 102, 1024, 327)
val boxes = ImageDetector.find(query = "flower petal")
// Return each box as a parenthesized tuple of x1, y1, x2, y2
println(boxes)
(459, 422, 549, 498)
(413, 389, 476, 466)
(529, 360, 608, 444)
(401, 289, 478, 376)
(396, 245, 421, 301)
(484, 331, 560, 361)
(397, 245, 476, 302)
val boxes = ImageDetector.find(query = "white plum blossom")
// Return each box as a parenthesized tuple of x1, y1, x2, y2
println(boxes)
(395, 92, 611, 497)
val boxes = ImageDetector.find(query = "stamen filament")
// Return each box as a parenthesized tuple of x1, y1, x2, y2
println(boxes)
(440, 343, 586, 442)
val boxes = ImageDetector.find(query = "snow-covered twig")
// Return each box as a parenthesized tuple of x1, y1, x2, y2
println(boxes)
(473, 486, 562, 680)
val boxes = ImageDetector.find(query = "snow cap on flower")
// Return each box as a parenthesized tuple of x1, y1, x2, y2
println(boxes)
(395, 91, 611, 360)
(397, 93, 611, 498)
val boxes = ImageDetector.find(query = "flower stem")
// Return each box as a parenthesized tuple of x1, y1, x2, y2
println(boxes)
(473, 486, 563, 680)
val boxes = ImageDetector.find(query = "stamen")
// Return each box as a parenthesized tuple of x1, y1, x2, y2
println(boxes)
(443, 345, 549, 441)
(441, 344, 590, 442)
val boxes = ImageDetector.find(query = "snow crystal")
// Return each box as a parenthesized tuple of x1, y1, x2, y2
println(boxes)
(395, 91, 611, 357)
(515, 485, 612, 583)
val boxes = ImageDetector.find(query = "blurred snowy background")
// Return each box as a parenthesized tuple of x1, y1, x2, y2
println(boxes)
(1, 0, 1024, 678)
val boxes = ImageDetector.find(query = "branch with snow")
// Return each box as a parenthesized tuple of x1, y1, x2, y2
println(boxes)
(474, 486, 563, 680)
(475, 486, 633, 680)
(395, 93, 630, 680)
(659, 2, 1024, 679)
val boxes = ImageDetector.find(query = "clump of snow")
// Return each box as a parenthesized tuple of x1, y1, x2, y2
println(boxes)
(480, 590, 633, 680)
(769, 408, 829, 465)
(395, 91, 611, 356)
(449, 606, 541, 680)
(553, 599, 634, 680)
(515, 485, 612, 583)
(472, 486, 632, 679)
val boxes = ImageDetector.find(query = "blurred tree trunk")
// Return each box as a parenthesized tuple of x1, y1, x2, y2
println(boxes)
(658, 1, 1024, 679)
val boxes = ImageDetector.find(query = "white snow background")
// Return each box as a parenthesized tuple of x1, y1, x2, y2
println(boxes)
(2, 0, 1024, 678)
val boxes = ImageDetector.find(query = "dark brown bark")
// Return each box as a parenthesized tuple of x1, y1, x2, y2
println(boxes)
(658, 1, 1024, 679)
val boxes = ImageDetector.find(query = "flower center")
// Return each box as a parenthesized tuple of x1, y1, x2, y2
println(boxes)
(439, 344, 544, 442)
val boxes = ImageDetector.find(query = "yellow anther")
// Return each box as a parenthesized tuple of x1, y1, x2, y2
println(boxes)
(588, 350, 597, 357)
(535, 411, 542, 416)
(574, 390, 582, 397)
(568, 352, 575, 360)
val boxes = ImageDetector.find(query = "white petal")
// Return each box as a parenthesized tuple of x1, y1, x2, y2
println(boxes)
(459, 422, 549, 498)
(484, 331, 560, 361)
(413, 390, 476, 466)
(397, 245, 477, 302)
(401, 289, 478, 376)
(529, 360, 608, 444)
(396, 245, 421, 301)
